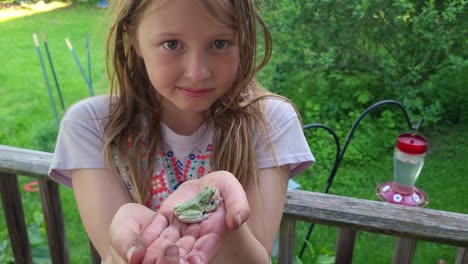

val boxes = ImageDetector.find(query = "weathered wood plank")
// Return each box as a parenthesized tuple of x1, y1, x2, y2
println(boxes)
(0, 145, 51, 179)
(0, 172, 33, 264)
(283, 189, 468, 247)
(335, 227, 356, 264)
(392, 238, 417, 264)
(39, 179, 69, 264)
(278, 217, 296, 264)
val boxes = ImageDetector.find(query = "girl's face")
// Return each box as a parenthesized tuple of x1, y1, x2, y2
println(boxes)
(134, 0, 239, 118)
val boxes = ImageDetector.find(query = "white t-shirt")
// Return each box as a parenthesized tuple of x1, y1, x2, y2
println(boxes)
(49, 95, 314, 209)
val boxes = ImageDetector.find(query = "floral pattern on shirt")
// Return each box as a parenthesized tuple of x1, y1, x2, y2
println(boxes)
(115, 132, 214, 210)
(144, 144, 213, 210)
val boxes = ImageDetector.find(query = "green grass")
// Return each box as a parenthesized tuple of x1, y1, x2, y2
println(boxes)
(0, 2, 108, 263)
(1, 2, 467, 264)
(0, 2, 108, 149)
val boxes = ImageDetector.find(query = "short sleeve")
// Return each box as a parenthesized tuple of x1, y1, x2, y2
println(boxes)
(255, 98, 315, 177)
(48, 96, 111, 187)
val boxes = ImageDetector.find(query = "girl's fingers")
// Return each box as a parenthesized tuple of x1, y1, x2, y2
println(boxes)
(176, 223, 200, 256)
(109, 203, 156, 262)
(159, 245, 182, 264)
(127, 245, 147, 264)
(140, 213, 171, 246)
(143, 239, 181, 264)
(107, 245, 131, 264)
(185, 233, 223, 264)
(202, 171, 250, 230)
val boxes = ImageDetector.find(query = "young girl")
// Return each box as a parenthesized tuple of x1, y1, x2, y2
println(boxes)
(49, 0, 314, 263)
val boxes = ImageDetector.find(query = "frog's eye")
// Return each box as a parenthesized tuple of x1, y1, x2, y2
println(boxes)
(206, 195, 212, 203)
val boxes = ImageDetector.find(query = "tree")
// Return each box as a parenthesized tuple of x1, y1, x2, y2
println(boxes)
(260, 0, 468, 124)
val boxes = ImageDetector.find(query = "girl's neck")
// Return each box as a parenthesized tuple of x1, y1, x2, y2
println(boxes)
(160, 108, 207, 136)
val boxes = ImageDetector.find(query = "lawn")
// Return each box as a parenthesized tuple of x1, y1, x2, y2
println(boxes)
(0, 2, 109, 263)
(0, 2, 467, 264)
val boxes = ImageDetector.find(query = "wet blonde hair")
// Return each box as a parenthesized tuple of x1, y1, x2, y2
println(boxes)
(103, 0, 292, 204)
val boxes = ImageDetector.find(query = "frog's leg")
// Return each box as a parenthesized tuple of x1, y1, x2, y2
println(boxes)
(176, 210, 210, 223)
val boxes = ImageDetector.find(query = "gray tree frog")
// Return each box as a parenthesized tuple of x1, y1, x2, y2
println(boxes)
(174, 186, 223, 223)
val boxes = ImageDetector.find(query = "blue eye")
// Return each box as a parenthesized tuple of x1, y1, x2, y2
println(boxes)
(213, 40, 228, 49)
(163, 40, 180, 50)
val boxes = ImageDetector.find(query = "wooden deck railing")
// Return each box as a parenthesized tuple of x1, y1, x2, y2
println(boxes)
(1, 144, 467, 264)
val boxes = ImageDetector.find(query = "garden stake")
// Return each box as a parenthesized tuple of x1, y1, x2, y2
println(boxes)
(65, 38, 94, 96)
(86, 34, 93, 94)
(41, 31, 65, 111)
(33, 33, 60, 126)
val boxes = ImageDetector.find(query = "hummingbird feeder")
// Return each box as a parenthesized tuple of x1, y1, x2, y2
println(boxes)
(376, 132, 429, 207)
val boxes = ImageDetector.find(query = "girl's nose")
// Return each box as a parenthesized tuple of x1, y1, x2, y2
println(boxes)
(184, 52, 211, 82)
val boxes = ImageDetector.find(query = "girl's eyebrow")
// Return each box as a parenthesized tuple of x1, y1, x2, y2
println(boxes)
(214, 32, 236, 37)
(154, 33, 181, 38)
(153, 31, 236, 39)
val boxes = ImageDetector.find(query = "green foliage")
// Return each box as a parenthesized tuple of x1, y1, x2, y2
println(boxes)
(259, 0, 468, 126)
(29, 210, 51, 264)
(428, 65, 468, 124)
(297, 240, 335, 264)
(31, 120, 58, 152)
(256, 0, 468, 172)
(0, 235, 14, 264)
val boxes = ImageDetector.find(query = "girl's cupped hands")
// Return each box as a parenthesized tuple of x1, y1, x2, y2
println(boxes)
(107, 171, 250, 264)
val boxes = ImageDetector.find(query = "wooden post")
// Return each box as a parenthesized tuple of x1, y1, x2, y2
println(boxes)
(335, 227, 357, 264)
(456, 247, 468, 264)
(278, 217, 296, 264)
(393, 238, 417, 264)
(0, 173, 33, 264)
(39, 179, 70, 264)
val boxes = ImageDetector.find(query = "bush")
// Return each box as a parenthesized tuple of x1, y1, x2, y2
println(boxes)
(259, 0, 468, 126)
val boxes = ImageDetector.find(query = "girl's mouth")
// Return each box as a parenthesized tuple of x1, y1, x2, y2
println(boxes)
(178, 87, 212, 98)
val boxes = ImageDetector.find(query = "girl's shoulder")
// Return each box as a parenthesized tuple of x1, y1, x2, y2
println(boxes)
(261, 96, 296, 112)
(260, 97, 298, 128)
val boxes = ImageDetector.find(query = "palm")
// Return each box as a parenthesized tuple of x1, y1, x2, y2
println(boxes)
(140, 181, 229, 263)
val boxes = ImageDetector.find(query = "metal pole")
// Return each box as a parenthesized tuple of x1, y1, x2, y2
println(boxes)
(41, 31, 65, 111)
(86, 34, 93, 95)
(33, 34, 60, 126)
(65, 38, 94, 96)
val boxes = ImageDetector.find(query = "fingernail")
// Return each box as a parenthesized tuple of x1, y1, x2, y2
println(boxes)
(165, 245, 179, 258)
(236, 213, 242, 228)
(126, 246, 135, 262)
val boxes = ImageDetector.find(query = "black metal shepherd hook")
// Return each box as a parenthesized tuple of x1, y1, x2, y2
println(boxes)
(298, 100, 424, 259)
